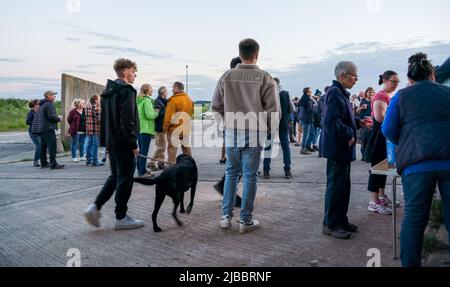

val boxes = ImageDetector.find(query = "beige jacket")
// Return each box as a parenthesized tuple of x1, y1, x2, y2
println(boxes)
(212, 64, 280, 132)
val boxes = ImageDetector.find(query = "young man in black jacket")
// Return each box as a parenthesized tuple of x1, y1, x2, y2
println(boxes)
(84, 58, 144, 230)
(149, 86, 169, 171)
(31, 91, 64, 170)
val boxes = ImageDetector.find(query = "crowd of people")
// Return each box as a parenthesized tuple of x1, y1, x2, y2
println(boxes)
(25, 38, 450, 267)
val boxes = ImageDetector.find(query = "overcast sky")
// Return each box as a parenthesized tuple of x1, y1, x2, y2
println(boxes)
(1, 0, 449, 100)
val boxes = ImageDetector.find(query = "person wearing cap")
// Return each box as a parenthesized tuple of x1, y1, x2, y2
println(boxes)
(31, 91, 65, 169)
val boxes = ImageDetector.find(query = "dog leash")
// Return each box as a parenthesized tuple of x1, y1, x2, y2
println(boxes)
(137, 153, 175, 167)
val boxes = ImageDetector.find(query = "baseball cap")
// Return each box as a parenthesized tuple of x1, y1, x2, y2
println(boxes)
(44, 90, 58, 97)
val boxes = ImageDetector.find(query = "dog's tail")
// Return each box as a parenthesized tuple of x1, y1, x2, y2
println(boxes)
(133, 176, 159, 186)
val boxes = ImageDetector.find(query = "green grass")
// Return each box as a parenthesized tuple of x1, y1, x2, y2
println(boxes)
(430, 199, 444, 229)
(0, 99, 61, 132)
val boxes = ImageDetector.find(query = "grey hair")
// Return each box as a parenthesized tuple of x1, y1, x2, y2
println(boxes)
(334, 61, 357, 80)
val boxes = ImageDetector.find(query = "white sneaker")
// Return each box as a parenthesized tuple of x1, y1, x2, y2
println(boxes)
(220, 216, 232, 229)
(84, 203, 101, 227)
(239, 219, 261, 234)
(114, 215, 145, 230)
(80, 156, 87, 161)
(73, 158, 80, 163)
(368, 202, 392, 215)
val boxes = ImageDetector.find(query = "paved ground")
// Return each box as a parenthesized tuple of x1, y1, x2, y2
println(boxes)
(0, 121, 405, 267)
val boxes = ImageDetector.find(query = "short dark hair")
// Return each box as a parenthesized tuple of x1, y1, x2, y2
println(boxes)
(28, 99, 39, 109)
(173, 82, 184, 91)
(89, 94, 99, 104)
(230, 57, 242, 69)
(378, 70, 398, 85)
(114, 58, 137, 77)
(239, 38, 260, 61)
(158, 86, 167, 96)
(365, 87, 375, 97)
(303, 87, 311, 95)
(407, 53, 434, 81)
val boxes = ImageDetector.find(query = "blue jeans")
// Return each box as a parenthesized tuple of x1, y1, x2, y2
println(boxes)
(313, 127, 321, 146)
(301, 121, 314, 149)
(223, 130, 262, 223)
(85, 135, 99, 164)
(71, 133, 86, 159)
(29, 132, 41, 161)
(137, 133, 152, 176)
(263, 127, 291, 172)
(400, 171, 450, 267)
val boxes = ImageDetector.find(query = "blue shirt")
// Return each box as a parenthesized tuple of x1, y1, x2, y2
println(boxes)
(382, 90, 450, 176)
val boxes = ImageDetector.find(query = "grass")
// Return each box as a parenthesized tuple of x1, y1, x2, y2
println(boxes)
(0, 99, 61, 132)
(430, 199, 444, 229)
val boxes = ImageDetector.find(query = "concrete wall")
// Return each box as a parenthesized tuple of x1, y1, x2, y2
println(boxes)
(61, 74, 105, 139)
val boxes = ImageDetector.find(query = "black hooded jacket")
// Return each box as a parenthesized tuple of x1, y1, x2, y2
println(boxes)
(100, 79, 140, 150)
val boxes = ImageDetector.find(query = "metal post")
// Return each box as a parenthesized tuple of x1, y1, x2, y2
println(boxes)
(393, 176, 398, 259)
(186, 65, 189, 94)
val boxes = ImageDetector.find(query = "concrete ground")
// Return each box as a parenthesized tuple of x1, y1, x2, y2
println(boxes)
(0, 120, 405, 267)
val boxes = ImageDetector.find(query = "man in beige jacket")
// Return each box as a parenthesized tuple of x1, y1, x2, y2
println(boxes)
(212, 38, 280, 234)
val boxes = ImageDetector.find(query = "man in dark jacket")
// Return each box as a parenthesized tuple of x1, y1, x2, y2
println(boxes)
(299, 87, 314, 155)
(31, 91, 64, 169)
(149, 86, 168, 171)
(84, 58, 144, 230)
(322, 61, 372, 239)
(262, 77, 294, 179)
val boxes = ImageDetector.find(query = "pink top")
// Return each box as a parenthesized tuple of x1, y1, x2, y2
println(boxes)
(371, 90, 390, 117)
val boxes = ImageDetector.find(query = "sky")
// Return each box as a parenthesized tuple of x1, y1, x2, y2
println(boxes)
(1, 0, 449, 101)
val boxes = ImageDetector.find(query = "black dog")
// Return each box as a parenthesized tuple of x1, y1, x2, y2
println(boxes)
(133, 154, 198, 232)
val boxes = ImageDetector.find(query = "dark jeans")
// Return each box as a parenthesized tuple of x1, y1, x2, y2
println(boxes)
(137, 133, 152, 176)
(40, 130, 57, 167)
(323, 159, 351, 229)
(29, 132, 41, 161)
(400, 171, 450, 267)
(263, 128, 291, 172)
(95, 147, 136, 220)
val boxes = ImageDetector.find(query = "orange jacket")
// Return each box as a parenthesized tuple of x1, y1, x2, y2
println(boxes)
(163, 92, 194, 134)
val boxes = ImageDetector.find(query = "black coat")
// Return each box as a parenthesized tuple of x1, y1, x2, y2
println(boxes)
(26, 110, 36, 133)
(299, 94, 314, 124)
(100, 79, 139, 150)
(154, 96, 168, 133)
(279, 90, 292, 131)
(31, 99, 60, 134)
(322, 81, 361, 163)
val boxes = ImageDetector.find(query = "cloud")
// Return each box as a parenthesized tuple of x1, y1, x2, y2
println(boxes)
(83, 31, 132, 43)
(66, 37, 81, 42)
(0, 58, 24, 63)
(0, 76, 60, 99)
(60, 69, 99, 75)
(90, 45, 173, 60)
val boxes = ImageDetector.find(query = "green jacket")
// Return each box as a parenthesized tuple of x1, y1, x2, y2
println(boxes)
(137, 94, 159, 135)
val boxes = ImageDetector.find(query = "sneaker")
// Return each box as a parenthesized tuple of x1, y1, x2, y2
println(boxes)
(114, 215, 145, 230)
(80, 156, 87, 161)
(368, 202, 392, 215)
(322, 226, 351, 239)
(379, 196, 400, 208)
(50, 164, 65, 170)
(41, 163, 50, 169)
(220, 216, 232, 229)
(300, 149, 312, 155)
(219, 158, 227, 164)
(263, 170, 270, 179)
(239, 219, 260, 234)
(84, 203, 101, 228)
(73, 158, 79, 163)
(33, 160, 40, 167)
(294, 143, 301, 147)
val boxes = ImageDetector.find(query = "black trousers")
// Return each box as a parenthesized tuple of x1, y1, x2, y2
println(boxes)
(40, 130, 57, 167)
(368, 122, 387, 193)
(323, 159, 351, 229)
(95, 147, 136, 220)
